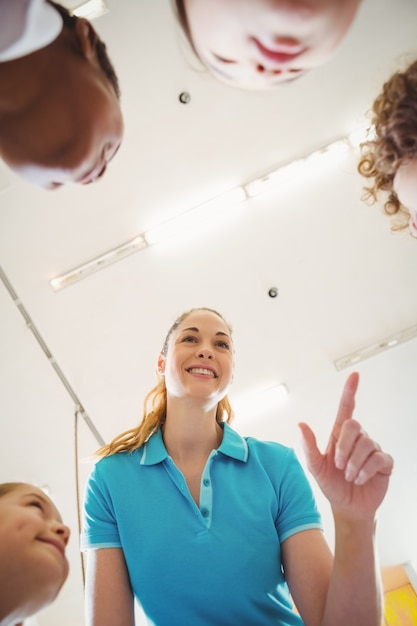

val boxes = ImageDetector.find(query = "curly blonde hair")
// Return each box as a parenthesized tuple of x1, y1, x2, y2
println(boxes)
(358, 60, 417, 230)
(95, 308, 234, 458)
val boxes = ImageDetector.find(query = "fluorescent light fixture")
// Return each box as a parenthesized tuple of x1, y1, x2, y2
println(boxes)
(48, 124, 368, 290)
(244, 138, 349, 199)
(263, 383, 289, 404)
(245, 159, 304, 199)
(50, 235, 147, 291)
(233, 383, 289, 420)
(48, 187, 246, 290)
(144, 187, 247, 246)
(72, 0, 109, 19)
(334, 323, 417, 370)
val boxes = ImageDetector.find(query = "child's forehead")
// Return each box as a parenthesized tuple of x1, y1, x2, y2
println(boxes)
(9, 484, 62, 520)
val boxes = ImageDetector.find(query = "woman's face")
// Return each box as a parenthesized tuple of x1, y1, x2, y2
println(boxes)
(183, 0, 361, 89)
(0, 484, 70, 616)
(159, 310, 234, 407)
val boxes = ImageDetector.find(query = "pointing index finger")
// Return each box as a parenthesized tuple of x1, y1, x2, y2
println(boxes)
(329, 372, 360, 447)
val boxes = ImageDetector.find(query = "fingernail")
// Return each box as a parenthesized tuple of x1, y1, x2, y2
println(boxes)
(354, 471, 366, 486)
(345, 466, 354, 482)
(335, 453, 345, 470)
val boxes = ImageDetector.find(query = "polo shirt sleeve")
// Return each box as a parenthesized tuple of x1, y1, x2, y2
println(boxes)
(273, 445, 322, 542)
(80, 458, 122, 551)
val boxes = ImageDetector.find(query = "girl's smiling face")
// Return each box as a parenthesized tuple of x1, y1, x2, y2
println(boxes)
(182, 0, 361, 90)
(0, 484, 70, 619)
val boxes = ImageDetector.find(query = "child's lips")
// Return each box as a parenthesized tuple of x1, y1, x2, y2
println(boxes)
(38, 538, 66, 558)
(252, 37, 306, 65)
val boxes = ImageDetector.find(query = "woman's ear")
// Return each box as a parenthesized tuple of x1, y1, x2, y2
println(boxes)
(74, 18, 99, 61)
(157, 354, 165, 375)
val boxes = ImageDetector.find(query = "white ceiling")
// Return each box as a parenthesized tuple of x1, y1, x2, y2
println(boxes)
(1, 1, 417, 624)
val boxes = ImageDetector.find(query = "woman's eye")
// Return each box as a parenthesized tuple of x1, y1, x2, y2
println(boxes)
(182, 335, 197, 343)
(216, 341, 230, 350)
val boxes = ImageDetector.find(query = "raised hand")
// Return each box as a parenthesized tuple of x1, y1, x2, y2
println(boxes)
(298, 372, 394, 520)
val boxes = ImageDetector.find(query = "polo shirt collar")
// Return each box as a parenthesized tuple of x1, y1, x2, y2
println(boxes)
(140, 422, 248, 466)
(218, 422, 248, 462)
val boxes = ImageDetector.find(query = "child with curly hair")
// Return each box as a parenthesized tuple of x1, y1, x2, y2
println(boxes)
(358, 59, 417, 237)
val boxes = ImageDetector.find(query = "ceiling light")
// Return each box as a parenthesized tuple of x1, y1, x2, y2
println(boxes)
(233, 383, 289, 420)
(244, 138, 349, 199)
(50, 235, 147, 291)
(72, 0, 109, 19)
(47, 125, 366, 289)
(244, 159, 304, 199)
(144, 187, 247, 246)
(334, 323, 417, 370)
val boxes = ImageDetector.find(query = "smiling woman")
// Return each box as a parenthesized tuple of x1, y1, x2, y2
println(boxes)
(0, 0, 123, 189)
(0, 482, 70, 626)
(173, 0, 362, 90)
(81, 307, 393, 626)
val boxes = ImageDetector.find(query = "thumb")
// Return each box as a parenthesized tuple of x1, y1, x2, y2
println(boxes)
(298, 422, 323, 476)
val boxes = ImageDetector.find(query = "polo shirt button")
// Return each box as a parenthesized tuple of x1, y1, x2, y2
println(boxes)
(203, 478, 210, 487)
(201, 508, 209, 518)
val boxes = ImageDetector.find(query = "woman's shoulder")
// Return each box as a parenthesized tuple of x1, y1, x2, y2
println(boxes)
(94, 448, 144, 472)
(245, 435, 295, 462)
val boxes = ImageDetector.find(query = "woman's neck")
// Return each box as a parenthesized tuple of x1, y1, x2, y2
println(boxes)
(162, 400, 223, 464)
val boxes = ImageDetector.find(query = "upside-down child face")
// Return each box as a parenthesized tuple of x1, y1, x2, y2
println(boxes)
(0, 484, 70, 618)
(182, 0, 361, 90)
(0, 18, 123, 189)
(0, 68, 123, 190)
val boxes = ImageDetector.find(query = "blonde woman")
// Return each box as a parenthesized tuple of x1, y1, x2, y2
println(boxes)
(82, 307, 393, 626)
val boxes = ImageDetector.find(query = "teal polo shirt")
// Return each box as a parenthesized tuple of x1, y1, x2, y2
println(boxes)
(81, 423, 322, 625)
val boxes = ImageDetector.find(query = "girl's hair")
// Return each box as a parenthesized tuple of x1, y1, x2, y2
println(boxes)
(95, 308, 234, 458)
(172, 0, 199, 58)
(46, 1, 121, 99)
(0, 482, 28, 498)
(358, 60, 417, 229)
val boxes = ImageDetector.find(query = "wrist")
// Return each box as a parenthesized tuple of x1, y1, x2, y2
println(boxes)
(332, 510, 377, 536)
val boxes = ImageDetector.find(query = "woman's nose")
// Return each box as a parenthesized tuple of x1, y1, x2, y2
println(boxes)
(197, 348, 213, 359)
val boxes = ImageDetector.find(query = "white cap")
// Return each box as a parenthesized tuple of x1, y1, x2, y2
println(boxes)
(0, 0, 63, 62)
